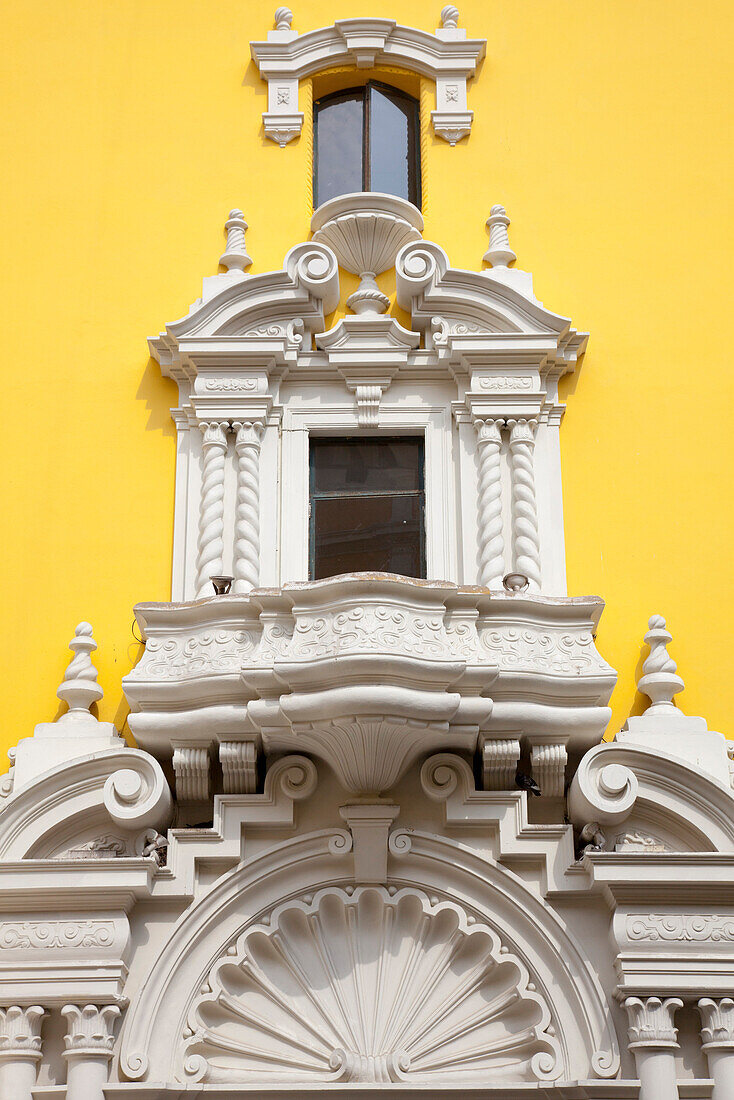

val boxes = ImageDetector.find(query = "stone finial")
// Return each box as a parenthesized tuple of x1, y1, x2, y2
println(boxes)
(274, 6, 293, 31)
(440, 5, 460, 28)
(637, 614, 685, 711)
(483, 205, 517, 268)
(219, 209, 252, 275)
(57, 622, 104, 717)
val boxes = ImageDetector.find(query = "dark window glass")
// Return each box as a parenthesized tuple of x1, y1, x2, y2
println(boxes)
(314, 83, 420, 208)
(313, 92, 363, 206)
(368, 84, 414, 201)
(310, 437, 425, 580)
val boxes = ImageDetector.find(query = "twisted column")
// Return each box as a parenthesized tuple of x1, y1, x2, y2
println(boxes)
(624, 996, 682, 1100)
(232, 420, 264, 593)
(0, 1006, 45, 1100)
(474, 419, 505, 588)
(699, 998, 734, 1100)
(196, 422, 229, 598)
(508, 419, 541, 591)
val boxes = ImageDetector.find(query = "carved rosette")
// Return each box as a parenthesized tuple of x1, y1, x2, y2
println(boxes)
(508, 419, 541, 591)
(474, 419, 505, 588)
(182, 887, 562, 1084)
(0, 1006, 45, 1061)
(624, 997, 683, 1050)
(196, 422, 229, 598)
(232, 420, 264, 593)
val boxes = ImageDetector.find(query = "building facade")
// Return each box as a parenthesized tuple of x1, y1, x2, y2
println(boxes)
(1, 4, 734, 1098)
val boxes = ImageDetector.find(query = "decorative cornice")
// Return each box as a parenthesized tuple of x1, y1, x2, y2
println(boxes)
(250, 15, 485, 146)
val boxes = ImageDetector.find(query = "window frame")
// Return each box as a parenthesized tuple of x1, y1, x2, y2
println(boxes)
(313, 81, 421, 209)
(308, 435, 427, 581)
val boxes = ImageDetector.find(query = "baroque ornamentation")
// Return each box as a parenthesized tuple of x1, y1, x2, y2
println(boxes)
(508, 419, 541, 591)
(204, 378, 258, 391)
(134, 630, 257, 679)
(182, 887, 561, 1084)
(627, 915, 734, 943)
(479, 375, 532, 390)
(289, 606, 452, 660)
(0, 920, 115, 950)
(478, 626, 608, 674)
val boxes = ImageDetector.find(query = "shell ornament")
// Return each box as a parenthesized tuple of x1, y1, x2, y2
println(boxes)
(183, 886, 561, 1083)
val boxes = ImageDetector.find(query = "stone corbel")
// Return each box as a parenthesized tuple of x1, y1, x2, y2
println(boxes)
(481, 735, 521, 791)
(218, 736, 260, 794)
(171, 743, 211, 804)
(338, 368, 398, 427)
(530, 740, 568, 798)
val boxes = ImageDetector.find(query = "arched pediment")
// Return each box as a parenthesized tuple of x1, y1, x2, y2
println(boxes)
(119, 828, 619, 1085)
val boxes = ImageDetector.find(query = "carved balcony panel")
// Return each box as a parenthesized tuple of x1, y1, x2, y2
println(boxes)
(124, 577, 615, 798)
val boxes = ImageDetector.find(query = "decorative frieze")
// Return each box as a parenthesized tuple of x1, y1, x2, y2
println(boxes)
(0, 920, 115, 951)
(627, 914, 734, 943)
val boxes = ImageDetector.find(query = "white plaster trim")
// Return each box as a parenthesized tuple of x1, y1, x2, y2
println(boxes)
(250, 16, 486, 146)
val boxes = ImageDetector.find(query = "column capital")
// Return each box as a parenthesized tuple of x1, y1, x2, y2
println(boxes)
(507, 417, 538, 444)
(473, 417, 504, 443)
(624, 996, 683, 1050)
(699, 997, 734, 1051)
(232, 419, 265, 448)
(199, 421, 229, 446)
(61, 1004, 121, 1060)
(0, 1006, 45, 1061)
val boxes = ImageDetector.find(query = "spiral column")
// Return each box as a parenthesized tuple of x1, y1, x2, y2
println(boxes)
(196, 421, 229, 598)
(474, 418, 505, 588)
(508, 418, 541, 591)
(232, 420, 264, 593)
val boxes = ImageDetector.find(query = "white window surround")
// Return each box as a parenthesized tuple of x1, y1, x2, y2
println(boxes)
(148, 193, 585, 600)
(250, 7, 486, 147)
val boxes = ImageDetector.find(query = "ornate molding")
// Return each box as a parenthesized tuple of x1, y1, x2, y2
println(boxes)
(129, 629, 257, 680)
(250, 15, 485, 147)
(0, 920, 115, 951)
(172, 744, 210, 803)
(219, 740, 258, 795)
(531, 742, 568, 798)
(627, 914, 734, 943)
(182, 886, 561, 1083)
(481, 737, 520, 791)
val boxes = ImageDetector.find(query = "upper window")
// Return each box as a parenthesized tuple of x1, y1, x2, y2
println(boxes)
(309, 437, 426, 580)
(314, 83, 421, 209)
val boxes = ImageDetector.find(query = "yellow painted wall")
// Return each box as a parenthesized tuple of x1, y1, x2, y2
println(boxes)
(2, 0, 733, 760)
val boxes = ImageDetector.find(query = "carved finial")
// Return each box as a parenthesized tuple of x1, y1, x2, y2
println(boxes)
(440, 5, 460, 28)
(483, 204, 517, 268)
(219, 209, 252, 275)
(57, 622, 104, 717)
(274, 6, 293, 31)
(637, 614, 685, 711)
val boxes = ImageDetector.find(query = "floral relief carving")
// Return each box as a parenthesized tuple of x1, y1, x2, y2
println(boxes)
(289, 606, 453, 660)
(479, 376, 533, 391)
(0, 920, 116, 950)
(182, 887, 562, 1084)
(131, 630, 257, 680)
(478, 627, 610, 676)
(627, 915, 734, 942)
(204, 378, 258, 391)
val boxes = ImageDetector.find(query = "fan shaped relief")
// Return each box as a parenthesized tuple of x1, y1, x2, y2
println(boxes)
(181, 886, 563, 1084)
